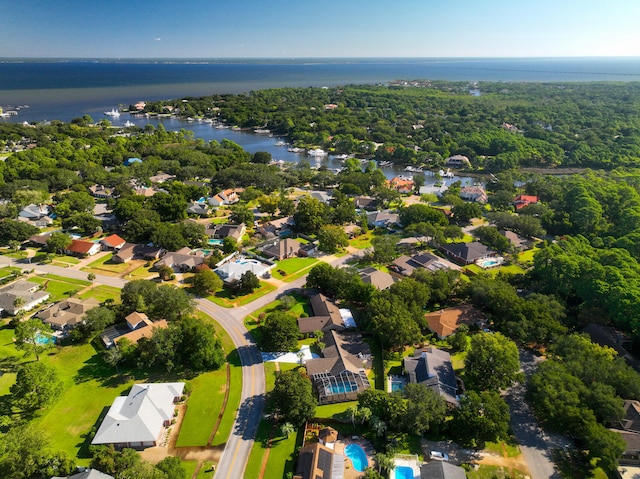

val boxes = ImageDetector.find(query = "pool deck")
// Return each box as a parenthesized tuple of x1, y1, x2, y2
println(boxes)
(334, 437, 375, 478)
(393, 456, 421, 479)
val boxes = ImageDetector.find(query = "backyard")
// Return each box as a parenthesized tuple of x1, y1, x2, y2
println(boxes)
(270, 257, 319, 282)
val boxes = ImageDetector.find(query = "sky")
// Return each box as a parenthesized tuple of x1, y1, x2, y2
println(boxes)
(1, 0, 639, 58)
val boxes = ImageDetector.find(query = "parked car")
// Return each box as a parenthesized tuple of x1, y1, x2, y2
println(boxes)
(430, 451, 449, 461)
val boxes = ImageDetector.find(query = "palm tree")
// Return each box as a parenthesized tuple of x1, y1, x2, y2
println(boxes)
(279, 422, 295, 438)
(374, 452, 394, 475)
(87, 273, 96, 289)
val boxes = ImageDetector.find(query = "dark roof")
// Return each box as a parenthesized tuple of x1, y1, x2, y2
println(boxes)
(620, 400, 640, 434)
(405, 347, 458, 405)
(581, 323, 630, 357)
(298, 294, 345, 334)
(440, 242, 494, 263)
(392, 252, 449, 275)
(420, 461, 467, 479)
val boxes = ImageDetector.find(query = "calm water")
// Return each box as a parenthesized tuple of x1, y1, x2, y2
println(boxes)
(2, 58, 639, 180)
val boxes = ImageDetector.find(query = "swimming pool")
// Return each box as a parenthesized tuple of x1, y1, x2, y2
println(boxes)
(345, 443, 367, 472)
(327, 382, 358, 394)
(389, 377, 405, 393)
(477, 256, 504, 268)
(207, 239, 223, 246)
(35, 333, 55, 345)
(395, 465, 414, 479)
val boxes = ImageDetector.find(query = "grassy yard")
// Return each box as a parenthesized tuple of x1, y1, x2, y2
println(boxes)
(466, 465, 529, 479)
(315, 401, 358, 421)
(271, 257, 319, 282)
(208, 282, 276, 308)
(176, 312, 242, 447)
(245, 293, 311, 335)
(78, 285, 121, 303)
(29, 275, 90, 302)
(0, 266, 22, 279)
(349, 231, 374, 250)
(81, 254, 132, 276)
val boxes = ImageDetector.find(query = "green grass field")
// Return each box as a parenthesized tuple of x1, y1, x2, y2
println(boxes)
(81, 254, 131, 275)
(209, 282, 277, 308)
(29, 275, 88, 302)
(466, 465, 529, 479)
(271, 257, 318, 282)
(78, 285, 121, 303)
(349, 232, 374, 250)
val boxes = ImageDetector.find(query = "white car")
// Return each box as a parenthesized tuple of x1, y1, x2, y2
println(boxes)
(430, 451, 449, 461)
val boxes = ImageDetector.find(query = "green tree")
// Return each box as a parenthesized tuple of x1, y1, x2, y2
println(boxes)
(73, 306, 116, 343)
(177, 316, 225, 371)
(222, 236, 238, 254)
(192, 268, 223, 295)
(401, 383, 447, 435)
(261, 311, 299, 352)
(157, 264, 174, 281)
(11, 361, 63, 411)
(14, 318, 54, 361)
(229, 204, 254, 225)
(464, 332, 521, 391)
(258, 194, 280, 216)
(236, 271, 260, 295)
(155, 456, 187, 479)
(452, 202, 483, 224)
(399, 203, 448, 227)
(45, 231, 72, 254)
(269, 369, 317, 426)
(371, 234, 397, 263)
(317, 224, 349, 253)
(293, 195, 326, 234)
(450, 390, 510, 448)
(279, 422, 295, 439)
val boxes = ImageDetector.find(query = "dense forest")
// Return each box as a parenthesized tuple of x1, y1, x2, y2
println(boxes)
(142, 81, 640, 170)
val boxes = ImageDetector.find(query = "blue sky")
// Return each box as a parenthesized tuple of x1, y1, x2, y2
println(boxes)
(1, 0, 638, 58)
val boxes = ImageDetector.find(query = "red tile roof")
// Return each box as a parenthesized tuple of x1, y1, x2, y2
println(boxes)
(67, 240, 98, 255)
(102, 234, 126, 248)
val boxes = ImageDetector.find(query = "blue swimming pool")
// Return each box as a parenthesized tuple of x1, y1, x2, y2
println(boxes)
(395, 465, 415, 479)
(35, 333, 55, 345)
(345, 443, 367, 472)
(327, 382, 358, 394)
(390, 378, 405, 393)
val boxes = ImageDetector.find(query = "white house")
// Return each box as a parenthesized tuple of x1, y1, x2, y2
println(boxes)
(91, 382, 185, 449)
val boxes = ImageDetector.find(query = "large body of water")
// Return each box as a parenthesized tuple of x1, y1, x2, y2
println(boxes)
(2, 57, 640, 180)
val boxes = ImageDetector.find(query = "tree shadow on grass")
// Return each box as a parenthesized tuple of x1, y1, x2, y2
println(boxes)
(75, 405, 110, 459)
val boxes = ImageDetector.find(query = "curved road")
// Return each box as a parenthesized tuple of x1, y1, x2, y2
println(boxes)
(0, 252, 353, 478)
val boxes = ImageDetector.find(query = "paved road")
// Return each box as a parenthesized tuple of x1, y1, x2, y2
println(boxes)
(506, 350, 569, 479)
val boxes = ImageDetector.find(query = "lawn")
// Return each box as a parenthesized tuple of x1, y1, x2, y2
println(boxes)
(81, 254, 131, 276)
(315, 401, 358, 420)
(0, 266, 21, 280)
(466, 465, 529, 479)
(176, 312, 242, 448)
(128, 262, 156, 280)
(349, 232, 374, 250)
(245, 293, 311, 335)
(484, 440, 520, 458)
(29, 275, 89, 302)
(271, 257, 319, 282)
(208, 282, 277, 308)
(78, 285, 121, 303)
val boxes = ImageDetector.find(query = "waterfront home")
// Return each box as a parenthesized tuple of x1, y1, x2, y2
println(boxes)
(460, 186, 488, 203)
(387, 176, 415, 194)
(91, 382, 184, 449)
(0, 280, 49, 316)
(404, 347, 459, 406)
(445, 155, 471, 168)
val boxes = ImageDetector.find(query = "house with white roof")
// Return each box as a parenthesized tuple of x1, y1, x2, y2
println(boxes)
(91, 382, 185, 449)
(0, 280, 50, 316)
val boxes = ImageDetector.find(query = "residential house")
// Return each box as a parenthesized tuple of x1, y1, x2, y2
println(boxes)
(36, 297, 100, 332)
(209, 189, 239, 207)
(91, 382, 184, 449)
(460, 186, 488, 204)
(112, 243, 163, 264)
(514, 195, 539, 211)
(100, 312, 169, 348)
(207, 223, 246, 243)
(214, 257, 273, 284)
(387, 176, 415, 194)
(132, 186, 161, 197)
(18, 203, 52, 227)
(581, 323, 638, 368)
(28, 233, 51, 247)
(258, 216, 293, 238)
(445, 155, 471, 168)
(500, 230, 532, 250)
(298, 241, 318, 257)
(438, 241, 495, 265)
(186, 201, 211, 216)
(305, 330, 372, 404)
(154, 248, 206, 272)
(148, 173, 175, 184)
(65, 240, 101, 257)
(419, 461, 467, 479)
(0, 280, 50, 316)
(262, 238, 301, 260)
(358, 267, 395, 290)
(297, 293, 346, 335)
(294, 442, 345, 479)
(424, 305, 486, 339)
(354, 196, 378, 211)
(404, 347, 459, 406)
(366, 210, 400, 228)
(309, 191, 332, 204)
(88, 185, 116, 199)
(100, 234, 126, 251)
(391, 252, 450, 276)
(611, 400, 640, 463)
(52, 469, 115, 479)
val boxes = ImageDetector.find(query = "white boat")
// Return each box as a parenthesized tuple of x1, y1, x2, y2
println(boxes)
(275, 140, 287, 147)
(333, 154, 349, 160)
(104, 108, 120, 117)
(308, 148, 327, 157)
(123, 120, 135, 127)
(254, 129, 271, 134)
(288, 147, 303, 153)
